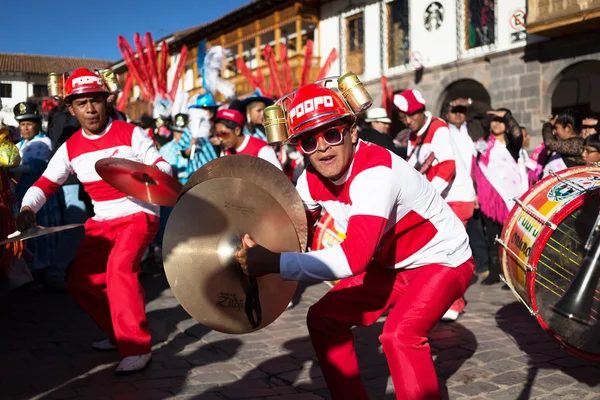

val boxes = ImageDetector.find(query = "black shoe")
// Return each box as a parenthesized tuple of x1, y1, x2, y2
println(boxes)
(501, 284, 510, 290)
(481, 275, 501, 285)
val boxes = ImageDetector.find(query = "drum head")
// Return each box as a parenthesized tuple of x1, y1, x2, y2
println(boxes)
(534, 193, 600, 356)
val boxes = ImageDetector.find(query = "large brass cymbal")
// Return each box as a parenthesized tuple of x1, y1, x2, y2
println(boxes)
(163, 177, 299, 334)
(180, 155, 308, 252)
(95, 158, 182, 206)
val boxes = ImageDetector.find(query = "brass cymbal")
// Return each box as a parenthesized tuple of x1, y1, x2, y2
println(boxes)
(180, 155, 308, 252)
(0, 224, 84, 245)
(163, 177, 300, 334)
(95, 158, 182, 206)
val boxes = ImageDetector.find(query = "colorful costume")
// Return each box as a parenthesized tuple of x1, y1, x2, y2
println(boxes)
(273, 83, 474, 399)
(20, 69, 172, 372)
(0, 122, 22, 277)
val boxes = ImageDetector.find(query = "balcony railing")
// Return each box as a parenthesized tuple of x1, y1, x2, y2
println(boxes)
(527, 0, 600, 36)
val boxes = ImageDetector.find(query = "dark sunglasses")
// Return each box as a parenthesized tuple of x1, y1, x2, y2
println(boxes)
(291, 126, 346, 154)
(216, 130, 232, 139)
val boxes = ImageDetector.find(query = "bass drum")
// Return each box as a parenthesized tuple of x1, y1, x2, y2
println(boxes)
(499, 165, 600, 361)
(312, 211, 346, 287)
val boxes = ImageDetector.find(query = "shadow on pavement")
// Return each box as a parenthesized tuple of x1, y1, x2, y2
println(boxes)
(496, 302, 600, 399)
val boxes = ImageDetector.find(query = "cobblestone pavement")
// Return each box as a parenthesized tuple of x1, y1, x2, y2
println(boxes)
(1, 270, 599, 400)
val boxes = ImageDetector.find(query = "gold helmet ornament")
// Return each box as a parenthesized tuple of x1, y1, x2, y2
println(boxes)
(47, 68, 121, 100)
(263, 72, 373, 146)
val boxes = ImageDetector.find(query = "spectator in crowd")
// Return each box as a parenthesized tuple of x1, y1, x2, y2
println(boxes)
(445, 102, 489, 283)
(241, 91, 273, 141)
(582, 133, 600, 164)
(582, 116, 599, 138)
(542, 109, 585, 178)
(449, 97, 492, 141)
(11, 102, 63, 290)
(472, 109, 525, 285)
(216, 108, 282, 170)
(359, 107, 403, 156)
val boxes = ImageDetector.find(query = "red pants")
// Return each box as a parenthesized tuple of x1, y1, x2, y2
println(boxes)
(67, 212, 159, 357)
(307, 259, 474, 400)
(448, 201, 475, 227)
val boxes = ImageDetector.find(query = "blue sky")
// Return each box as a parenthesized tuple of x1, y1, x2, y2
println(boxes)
(0, 0, 250, 61)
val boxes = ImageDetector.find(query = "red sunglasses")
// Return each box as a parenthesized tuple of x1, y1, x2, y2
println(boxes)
(291, 126, 347, 154)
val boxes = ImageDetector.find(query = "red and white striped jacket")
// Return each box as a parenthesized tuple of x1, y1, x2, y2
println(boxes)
(223, 135, 282, 170)
(406, 112, 475, 203)
(279, 140, 472, 281)
(22, 119, 172, 221)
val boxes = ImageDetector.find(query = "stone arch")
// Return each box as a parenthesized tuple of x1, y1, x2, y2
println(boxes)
(542, 56, 600, 119)
(436, 78, 491, 117)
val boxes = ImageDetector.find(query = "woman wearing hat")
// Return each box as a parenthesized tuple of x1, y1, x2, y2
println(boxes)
(215, 108, 282, 170)
(240, 92, 274, 141)
(11, 101, 63, 290)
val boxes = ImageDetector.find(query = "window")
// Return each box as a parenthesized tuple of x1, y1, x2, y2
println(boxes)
(466, 0, 495, 49)
(0, 83, 12, 98)
(33, 84, 48, 98)
(388, 1, 410, 68)
(346, 13, 365, 75)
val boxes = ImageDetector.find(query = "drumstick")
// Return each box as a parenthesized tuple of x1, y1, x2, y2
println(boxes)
(190, 144, 196, 160)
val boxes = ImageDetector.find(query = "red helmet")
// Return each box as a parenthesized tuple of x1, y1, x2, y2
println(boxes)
(64, 68, 108, 102)
(286, 84, 353, 142)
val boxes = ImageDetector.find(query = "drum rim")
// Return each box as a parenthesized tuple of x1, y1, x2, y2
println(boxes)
(501, 165, 600, 362)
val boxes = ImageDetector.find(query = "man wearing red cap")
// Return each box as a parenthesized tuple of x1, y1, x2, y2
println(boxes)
(214, 108, 282, 170)
(394, 89, 476, 321)
(16, 68, 172, 374)
(235, 82, 474, 399)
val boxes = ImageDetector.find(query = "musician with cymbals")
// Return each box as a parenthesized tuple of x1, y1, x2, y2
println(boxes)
(235, 76, 474, 400)
(16, 68, 173, 375)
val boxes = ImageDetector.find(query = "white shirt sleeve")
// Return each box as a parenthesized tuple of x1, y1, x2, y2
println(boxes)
(258, 146, 283, 170)
(131, 126, 173, 176)
(294, 170, 321, 219)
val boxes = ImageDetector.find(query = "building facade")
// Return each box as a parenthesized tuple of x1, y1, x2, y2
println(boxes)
(319, 0, 600, 144)
(112, 0, 600, 146)
(0, 53, 111, 127)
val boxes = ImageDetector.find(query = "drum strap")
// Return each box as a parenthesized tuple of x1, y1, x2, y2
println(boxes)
(243, 276, 262, 329)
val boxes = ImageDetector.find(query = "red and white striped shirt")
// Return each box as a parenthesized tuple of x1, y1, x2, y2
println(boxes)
(22, 119, 172, 221)
(280, 140, 471, 281)
(223, 135, 282, 170)
(407, 112, 475, 203)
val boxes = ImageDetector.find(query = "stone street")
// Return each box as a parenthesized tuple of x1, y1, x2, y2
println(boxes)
(1, 269, 599, 400)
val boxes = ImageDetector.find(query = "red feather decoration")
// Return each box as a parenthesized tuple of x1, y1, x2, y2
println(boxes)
(117, 36, 153, 102)
(317, 48, 338, 80)
(169, 45, 188, 101)
(134, 33, 153, 99)
(381, 76, 389, 115)
(300, 39, 313, 87)
(254, 65, 269, 98)
(144, 32, 160, 97)
(280, 42, 293, 94)
(236, 56, 260, 91)
(159, 41, 169, 97)
(262, 45, 284, 99)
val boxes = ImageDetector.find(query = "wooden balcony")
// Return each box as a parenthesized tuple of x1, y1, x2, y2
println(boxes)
(527, 0, 600, 37)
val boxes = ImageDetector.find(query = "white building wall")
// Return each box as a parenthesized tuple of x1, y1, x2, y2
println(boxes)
(363, 3, 382, 81)
(319, 3, 342, 76)
(0, 76, 31, 127)
(320, 0, 528, 81)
